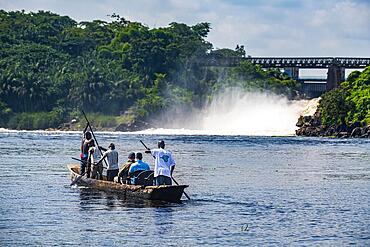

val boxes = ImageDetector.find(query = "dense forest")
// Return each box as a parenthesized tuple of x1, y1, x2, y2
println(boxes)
(319, 67, 370, 126)
(1, 10, 368, 132)
(0, 10, 300, 130)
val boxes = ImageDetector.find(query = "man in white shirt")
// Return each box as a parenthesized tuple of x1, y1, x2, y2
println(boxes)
(99, 143, 119, 181)
(88, 140, 103, 179)
(145, 140, 175, 186)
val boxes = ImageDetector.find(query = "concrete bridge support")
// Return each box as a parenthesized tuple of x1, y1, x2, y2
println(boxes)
(283, 67, 299, 80)
(326, 66, 346, 91)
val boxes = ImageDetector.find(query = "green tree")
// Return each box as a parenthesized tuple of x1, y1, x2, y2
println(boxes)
(319, 89, 352, 125)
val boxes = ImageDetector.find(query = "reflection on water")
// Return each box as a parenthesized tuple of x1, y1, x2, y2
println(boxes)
(78, 188, 181, 210)
(153, 207, 174, 235)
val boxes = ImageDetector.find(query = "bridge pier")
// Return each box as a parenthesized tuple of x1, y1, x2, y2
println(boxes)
(327, 66, 345, 91)
(283, 67, 299, 80)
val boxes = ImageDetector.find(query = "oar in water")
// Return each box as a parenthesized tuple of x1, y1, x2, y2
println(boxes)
(139, 140, 191, 200)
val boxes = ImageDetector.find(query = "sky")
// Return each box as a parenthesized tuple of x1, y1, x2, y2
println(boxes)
(1, 0, 370, 58)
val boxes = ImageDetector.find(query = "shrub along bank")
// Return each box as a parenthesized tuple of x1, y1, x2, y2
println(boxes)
(296, 66, 370, 138)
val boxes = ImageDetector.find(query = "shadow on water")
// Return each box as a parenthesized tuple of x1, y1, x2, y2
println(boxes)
(77, 188, 185, 210)
(152, 206, 175, 235)
(76, 186, 267, 211)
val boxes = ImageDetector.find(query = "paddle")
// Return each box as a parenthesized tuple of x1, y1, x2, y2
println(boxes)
(140, 140, 191, 200)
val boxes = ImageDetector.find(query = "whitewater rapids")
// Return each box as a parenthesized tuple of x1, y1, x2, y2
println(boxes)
(136, 90, 320, 136)
(0, 91, 320, 136)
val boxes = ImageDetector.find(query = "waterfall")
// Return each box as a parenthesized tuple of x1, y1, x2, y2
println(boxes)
(136, 89, 320, 136)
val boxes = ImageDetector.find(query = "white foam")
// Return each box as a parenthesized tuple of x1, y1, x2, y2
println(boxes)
(144, 89, 320, 136)
(0, 91, 319, 136)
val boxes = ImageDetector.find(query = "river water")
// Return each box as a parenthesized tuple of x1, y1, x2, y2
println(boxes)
(0, 131, 369, 246)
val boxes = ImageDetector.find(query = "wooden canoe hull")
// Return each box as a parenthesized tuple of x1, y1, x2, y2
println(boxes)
(68, 164, 188, 202)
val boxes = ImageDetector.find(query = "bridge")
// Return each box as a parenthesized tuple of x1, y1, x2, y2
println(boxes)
(199, 57, 370, 97)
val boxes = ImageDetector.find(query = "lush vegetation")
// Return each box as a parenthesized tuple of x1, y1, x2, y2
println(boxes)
(319, 67, 370, 126)
(0, 10, 299, 130)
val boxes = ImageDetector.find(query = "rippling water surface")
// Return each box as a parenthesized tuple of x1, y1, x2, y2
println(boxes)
(0, 131, 369, 246)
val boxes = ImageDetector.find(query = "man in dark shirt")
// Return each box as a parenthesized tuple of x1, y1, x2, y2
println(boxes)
(80, 131, 92, 175)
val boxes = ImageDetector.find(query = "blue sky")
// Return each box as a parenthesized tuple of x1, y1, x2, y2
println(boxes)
(1, 0, 370, 57)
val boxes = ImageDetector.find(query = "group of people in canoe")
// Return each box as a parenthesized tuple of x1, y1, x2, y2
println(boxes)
(80, 131, 176, 186)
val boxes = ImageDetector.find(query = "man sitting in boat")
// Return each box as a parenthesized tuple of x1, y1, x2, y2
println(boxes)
(145, 140, 175, 186)
(99, 143, 119, 181)
(128, 152, 150, 185)
(114, 152, 136, 183)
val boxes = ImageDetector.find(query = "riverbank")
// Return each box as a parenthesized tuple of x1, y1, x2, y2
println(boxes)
(3, 109, 370, 138)
(295, 111, 370, 138)
(0, 110, 149, 132)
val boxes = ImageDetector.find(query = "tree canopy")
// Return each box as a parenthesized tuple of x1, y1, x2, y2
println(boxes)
(319, 67, 370, 126)
(0, 10, 300, 130)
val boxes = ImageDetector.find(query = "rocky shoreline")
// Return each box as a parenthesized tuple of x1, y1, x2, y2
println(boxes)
(47, 118, 152, 132)
(12, 110, 370, 138)
(296, 111, 370, 138)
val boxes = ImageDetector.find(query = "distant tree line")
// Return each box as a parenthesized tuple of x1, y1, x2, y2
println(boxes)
(0, 10, 300, 129)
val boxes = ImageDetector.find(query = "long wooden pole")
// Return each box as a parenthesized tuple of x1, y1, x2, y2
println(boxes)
(83, 123, 89, 133)
(139, 140, 190, 200)
(81, 110, 109, 168)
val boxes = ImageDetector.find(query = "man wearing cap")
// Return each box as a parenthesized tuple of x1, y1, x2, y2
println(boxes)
(115, 152, 136, 183)
(99, 143, 119, 181)
(145, 140, 175, 186)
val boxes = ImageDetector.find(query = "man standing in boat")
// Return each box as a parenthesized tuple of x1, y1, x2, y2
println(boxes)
(80, 131, 92, 175)
(99, 143, 119, 181)
(145, 140, 175, 186)
(88, 140, 103, 179)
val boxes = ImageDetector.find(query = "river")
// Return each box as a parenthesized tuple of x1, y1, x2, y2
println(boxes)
(0, 131, 369, 246)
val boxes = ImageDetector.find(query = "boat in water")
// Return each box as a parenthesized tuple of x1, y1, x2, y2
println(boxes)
(68, 164, 188, 203)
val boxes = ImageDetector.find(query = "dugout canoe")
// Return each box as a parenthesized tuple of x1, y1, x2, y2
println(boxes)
(68, 164, 188, 202)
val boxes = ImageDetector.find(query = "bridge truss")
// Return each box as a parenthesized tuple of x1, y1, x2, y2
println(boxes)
(199, 56, 370, 97)
(201, 57, 370, 69)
